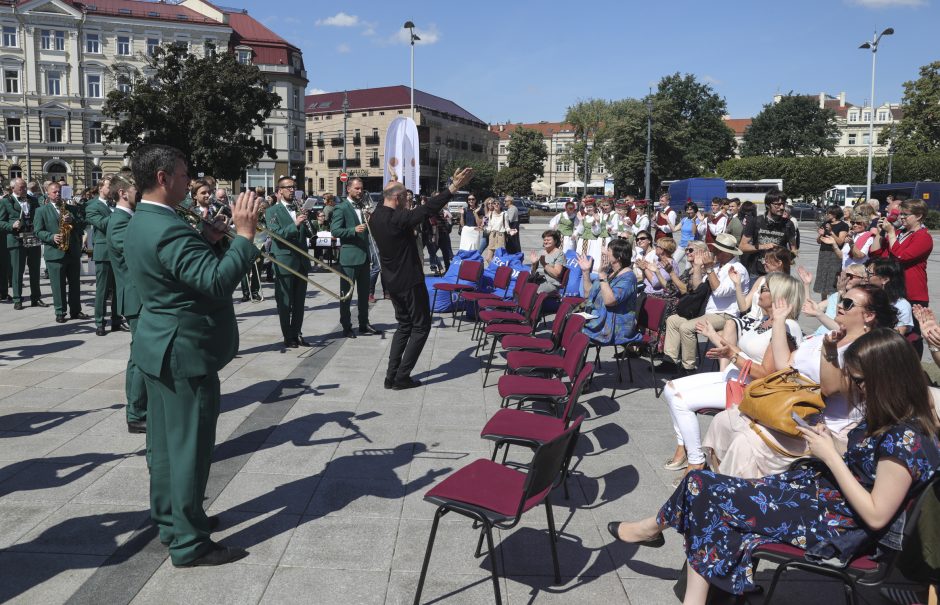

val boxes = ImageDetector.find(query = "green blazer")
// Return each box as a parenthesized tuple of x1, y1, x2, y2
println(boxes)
(85, 198, 113, 261)
(34, 203, 85, 262)
(264, 202, 310, 273)
(106, 208, 142, 317)
(0, 194, 41, 249)
(124, 203, 258, 378)
(330, 198, 369, 267)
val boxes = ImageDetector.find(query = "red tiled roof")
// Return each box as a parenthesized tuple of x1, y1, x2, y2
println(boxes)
(63, 0, 226, 25)
(225, 10, 303, 68)
(723, 118, 751, 136)
(488, 122, 575, 140)
(305, 86, 486, 126)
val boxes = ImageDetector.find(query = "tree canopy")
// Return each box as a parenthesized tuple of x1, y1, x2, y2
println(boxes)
(443, 155, 496, 197)
(103, 43, 281, 181)
(882, 61, 940, 155)
(493, 166, 533, 196)
(740, 94, 840, 157)
(506, 126, 547, 181)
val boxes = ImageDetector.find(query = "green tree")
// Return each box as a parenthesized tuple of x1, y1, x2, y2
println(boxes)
(493, 166, 533, 196)
(506, 126, 547, 181)
(882, 61, 940, 154)
(740, 94, 839, 157)
(564, 99, 610, 188)
(103, 43, 280, 181)
(654, 73, 736, 172)
(443, 155, 497, 197)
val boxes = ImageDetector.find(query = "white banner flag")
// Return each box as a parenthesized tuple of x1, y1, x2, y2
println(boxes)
(383, 117, 420, 194)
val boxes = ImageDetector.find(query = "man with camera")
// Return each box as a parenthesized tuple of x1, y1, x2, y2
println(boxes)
(0, 178, 46, 310)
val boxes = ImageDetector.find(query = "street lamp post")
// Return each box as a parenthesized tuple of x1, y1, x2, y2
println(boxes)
(583, 139, 590, 199)
(644, 92, 653, 200)
(342, 91, 349, 196)
(403, 21, 420, 119)
(859, 27, 893, 204)
(887, 144, 896, 184)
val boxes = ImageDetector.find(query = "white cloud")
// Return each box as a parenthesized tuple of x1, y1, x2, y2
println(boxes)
(316, 12, 360, 27)
(307, 87, 327, 95)
(848, 0, 926, 6)
(337, 43, 351, 54)
(392, 23, 441, 45)
(702, 74, 722, 85)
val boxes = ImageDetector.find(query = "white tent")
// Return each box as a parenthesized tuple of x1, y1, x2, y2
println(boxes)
(559, 180, 584, 189)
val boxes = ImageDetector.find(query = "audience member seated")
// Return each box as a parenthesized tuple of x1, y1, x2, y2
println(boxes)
(610, 328, 940, 605)
(803, 264, 868, 336)
(662, 273, 805, 477)
(703, 284, 899, 478)
(576, 238, 639, 346)
(631, 229, 653, 265)
(866, 258, 913, 336)
(660, 234, 749, 375)
(528, 229, 566, 295)
(634, 240, 703, 354)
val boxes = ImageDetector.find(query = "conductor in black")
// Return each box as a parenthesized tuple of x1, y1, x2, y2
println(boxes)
(368, 168, 473, 390)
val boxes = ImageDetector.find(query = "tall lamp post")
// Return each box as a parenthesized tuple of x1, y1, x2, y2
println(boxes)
(859, 27, 893, 204)
(341, 91, 349, 195)
(887, 144, 896, 184)
(644, 91, 653, 200)
(403, 21, 420, 119)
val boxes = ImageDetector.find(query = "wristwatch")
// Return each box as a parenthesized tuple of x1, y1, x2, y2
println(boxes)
(929, 345, 940, 354)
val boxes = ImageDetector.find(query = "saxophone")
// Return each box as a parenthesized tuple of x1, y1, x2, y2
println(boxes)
(58, 201, 73, 252)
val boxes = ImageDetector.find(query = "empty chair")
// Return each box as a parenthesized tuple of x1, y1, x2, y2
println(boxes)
(431, 260, 483, 327)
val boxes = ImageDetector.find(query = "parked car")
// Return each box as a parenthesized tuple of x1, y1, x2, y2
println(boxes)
(446, 190, 471, 214)
(789, 202, 819, 222)
(513, 199, 530, 223)
(544, 197, 575, 212)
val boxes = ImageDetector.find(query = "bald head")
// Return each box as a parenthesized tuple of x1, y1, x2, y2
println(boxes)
(383, 181, 406, 209)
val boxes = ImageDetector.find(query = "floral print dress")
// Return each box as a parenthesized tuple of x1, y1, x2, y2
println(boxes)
(582, 269, 640, 346)
(657, 420, 940, 595)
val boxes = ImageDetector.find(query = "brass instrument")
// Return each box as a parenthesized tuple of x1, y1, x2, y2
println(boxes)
(57, 201, 73, 252)
(175, 203, 354, 302)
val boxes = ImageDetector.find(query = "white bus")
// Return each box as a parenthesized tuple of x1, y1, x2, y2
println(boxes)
(660, 179, 784, 205)
(824, 185, 867, 209)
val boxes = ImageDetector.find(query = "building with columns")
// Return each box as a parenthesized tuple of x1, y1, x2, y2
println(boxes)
(0, 0, 306, 192)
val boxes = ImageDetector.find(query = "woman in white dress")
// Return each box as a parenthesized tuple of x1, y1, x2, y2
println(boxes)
(482, 197, 509, 265)
(574, 199, 603, 265)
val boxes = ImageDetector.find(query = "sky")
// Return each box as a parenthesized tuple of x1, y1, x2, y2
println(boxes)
(243, 0, 940, 124)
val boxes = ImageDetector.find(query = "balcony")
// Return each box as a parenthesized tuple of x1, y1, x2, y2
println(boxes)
(326, 158, 362, 168)
(330, 137, 344, 147)
(369, 157, 380, 167)
(352, 136, 361, 146)
(364, 135, 379, 145)
(316, 138, 325, 147)
(305, 137, 314, 148)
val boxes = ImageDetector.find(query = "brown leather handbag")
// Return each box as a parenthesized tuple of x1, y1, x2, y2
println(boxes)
(738, 368, 826, 444)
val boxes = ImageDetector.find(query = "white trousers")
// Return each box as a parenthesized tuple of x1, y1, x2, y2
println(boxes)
(663, 366, 741, 464)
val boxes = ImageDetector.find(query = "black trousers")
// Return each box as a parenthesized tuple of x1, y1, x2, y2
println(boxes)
(387, 282, 432, 382)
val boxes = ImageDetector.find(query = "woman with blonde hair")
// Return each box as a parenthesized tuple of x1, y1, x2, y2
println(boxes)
(482, 197, 508, 264)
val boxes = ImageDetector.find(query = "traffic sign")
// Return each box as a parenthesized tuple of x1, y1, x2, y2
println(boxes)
(339, 172, 348, 182)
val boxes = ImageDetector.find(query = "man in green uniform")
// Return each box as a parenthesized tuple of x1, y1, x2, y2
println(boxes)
(331, 177, 380, 338)
(106, 174, 147, 434)
(33, 182, 86, 322)
(0, 178, 47, 309)
(264, 176, 310, 348)
(85, 177, 123, 335)
(125, 144, 258, 567)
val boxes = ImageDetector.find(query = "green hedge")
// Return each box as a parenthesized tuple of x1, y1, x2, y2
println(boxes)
(715, 153, 940, 200)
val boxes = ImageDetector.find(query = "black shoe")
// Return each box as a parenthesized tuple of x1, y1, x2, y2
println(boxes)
(284, 338, 298, 349)
(55, 315, 67, 324)
(296, 336, 309, 347)
(31, 299, 49, 308)
(392, 378, 422, 390)
(241, 294, 250, 302)
(96, 324, 107, 336)
(112, 320, 130, 332)
(384, 377, 395, 389)
(71, 311, 90, 320)
(358, 325, 382, 336)
(2, 295, 11, 303)
(13, 302, 23, 310)
(127, 420, 147, 434)
(251, 293, 262, 302)
(607, 522, 665, 547)
(172, 543, 248, 567)
(342, 328, 357, 339)
(650, 359, 679, 373)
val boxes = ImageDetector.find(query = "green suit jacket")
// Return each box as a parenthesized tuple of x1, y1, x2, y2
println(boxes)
(124, 203, 258, 378)
(264, 202, 310, 273)
(106, 208, 142, 317)
(330, 198, 369, 267)
(85, 198, 113, 261)
(34, 203, 85, 262)
(0, 194, 41, 249)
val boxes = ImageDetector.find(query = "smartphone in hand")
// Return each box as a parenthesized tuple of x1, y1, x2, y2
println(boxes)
(791, 411, 813, 429)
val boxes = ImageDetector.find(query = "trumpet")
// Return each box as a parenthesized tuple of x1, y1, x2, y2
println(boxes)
(176, 203, 354, 302)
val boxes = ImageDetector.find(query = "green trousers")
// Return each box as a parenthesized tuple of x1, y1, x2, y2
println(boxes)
(94, 260, 117, 326)
(339, 262, 370, 330)
(9, 246, 41, 303)
(125, 316, 147, 423)
(273, 264, 307, 340)
(0, 245, 9, 298)
(46, 258, 82, 316)
(144, 370, 220, 565)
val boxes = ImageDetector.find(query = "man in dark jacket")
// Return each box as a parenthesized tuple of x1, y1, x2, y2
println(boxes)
(369, 168, 473, 390)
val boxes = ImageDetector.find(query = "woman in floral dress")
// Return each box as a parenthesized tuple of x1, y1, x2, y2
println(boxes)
(576, 238, 639, 346)
(609, 328, 940, 603)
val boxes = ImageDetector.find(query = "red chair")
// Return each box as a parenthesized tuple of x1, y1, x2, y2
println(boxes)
(501, 298, 583, 354)
(480, 293, 549, 387)
(431, 260, 483, 327)
(473, 271, 530, 340)
(496, 332, 588, 413)
(505, 329, 589, 377)
(458, 265, 513, 334)
(624, 295, 669, 397)
(413, 418, 584, 605)
(477, 282, 538, 327)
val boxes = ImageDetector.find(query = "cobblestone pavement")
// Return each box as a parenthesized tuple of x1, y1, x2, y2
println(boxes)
(0, 218, 935, 604)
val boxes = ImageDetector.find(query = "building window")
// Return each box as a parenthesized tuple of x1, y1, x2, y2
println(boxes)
(48, 118, 64, 143)
(2, 25, 17, 47)
(174, 39, 188, 51)
(848, 133, 857, 146)
(237, 49, 251, 65)
(4, 69, 18, 94)
(292, 127, 299, 150)
(849, 112, 857, 123)
(117, 79, 132, 94)
(204, 40, 215, 56)
(9, 165, 22, 180)
(147, 37, 159, 55)
(877, 110, 888, 122)
(555, 162, 563, 172)
(41, 30, 65, 51)
(46, 71, 62, 96)
(54, 30, 65, 50)
(245, 168, 274, 192)
(307, 150, 313, 162)
(318, 177, 324, 191)
(371, 149, 378, 160)
(87, 74, 102, 98)
(6, 117, 21, 142)
(862, 111, 870, 122)
(117, 35, 130, 56)
(88, 121, 102, 143)
(318, 149, 324, 162)
(292, 89, 299, 110)
(263, 127, 273, 147)
(90, 166, 103, 183)
(85, 32, 100, 54)
(862, 133, 870, 145)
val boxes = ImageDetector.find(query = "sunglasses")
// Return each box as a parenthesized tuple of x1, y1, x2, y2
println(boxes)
(636, 236, 650, 242)
(759, 285, 770, 294)
(685, 248, 695, 254)
(839, 297, 865, 311)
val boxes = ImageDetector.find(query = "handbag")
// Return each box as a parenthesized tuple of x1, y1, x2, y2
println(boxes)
(738, 368, 826, 455)
(724, 359, 752, 409)
(675, 280, 711, 319)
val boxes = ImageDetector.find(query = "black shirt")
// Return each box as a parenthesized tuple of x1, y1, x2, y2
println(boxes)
(369, 189, 453, 292)
(742, 214, 798, 275)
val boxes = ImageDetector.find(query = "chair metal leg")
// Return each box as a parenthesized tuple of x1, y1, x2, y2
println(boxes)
(649, 349, 660, 398)
(544, 498, 561, 583)
(761, 560, 791, 605)
(482, 522, 502, 605)
(413, 508, 445, 605)
(626, 355, 634, 383)
(474, 524, 487, 558)
(431, 291, 439, 327)
(500, 444, 510, 464)
(483, 339, 497, 387)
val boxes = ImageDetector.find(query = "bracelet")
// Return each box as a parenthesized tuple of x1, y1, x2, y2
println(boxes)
(929, 345, 940, 354)
(729, 353, 739, 366)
